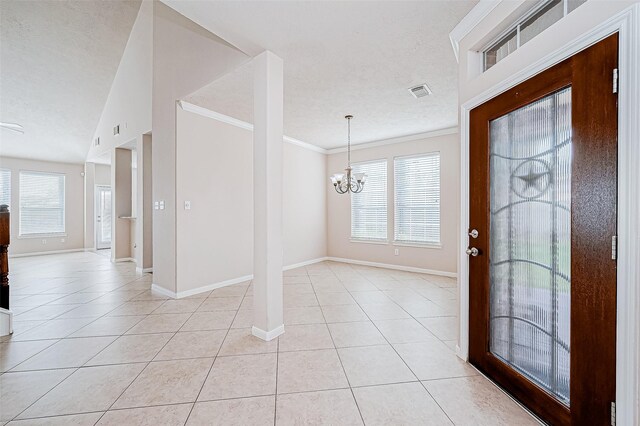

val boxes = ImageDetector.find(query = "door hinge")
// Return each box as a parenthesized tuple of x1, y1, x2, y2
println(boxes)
(613, 68, 619, 93)
(612, 235, 618, 260)
(611, 401, 616, 425)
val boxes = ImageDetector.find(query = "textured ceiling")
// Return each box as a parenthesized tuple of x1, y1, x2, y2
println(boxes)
(0, 0, 141, 164)
(175, 1, 477, 149)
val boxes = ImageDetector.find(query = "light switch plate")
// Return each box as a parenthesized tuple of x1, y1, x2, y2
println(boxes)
(184, 201, 191, 210)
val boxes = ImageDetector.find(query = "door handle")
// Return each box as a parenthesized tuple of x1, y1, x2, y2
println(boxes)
(469, 229, 479, 238)
(466, 247, 479, 257)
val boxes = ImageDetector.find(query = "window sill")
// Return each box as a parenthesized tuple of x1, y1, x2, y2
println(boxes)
(350, 239, 389, 246)
(393, 241, 442, 249)
(18, 233, 67, 240)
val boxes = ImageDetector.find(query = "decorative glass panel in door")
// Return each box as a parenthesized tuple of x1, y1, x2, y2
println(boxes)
(489, 87, 571, 404)
(96, 186, 112, 250)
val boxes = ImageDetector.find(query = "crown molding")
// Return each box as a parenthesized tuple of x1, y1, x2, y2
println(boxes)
(326, 127, 458, 155)
(178, 101, 327, 154)
(179, 101, 458, 156)
(449, 0, 501, 62)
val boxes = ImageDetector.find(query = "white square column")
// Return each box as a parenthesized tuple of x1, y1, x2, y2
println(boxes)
(252, 51, 285, 341)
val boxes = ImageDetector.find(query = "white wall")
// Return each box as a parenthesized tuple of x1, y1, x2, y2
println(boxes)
(327, 132, 459, 275)
(175, 106, 327, 293)
(152, 2, 249, 294)
(86, 0, 152, 163)
(0, 157, 84, 255)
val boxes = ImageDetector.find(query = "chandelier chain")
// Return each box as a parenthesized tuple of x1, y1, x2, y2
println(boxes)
(347, 116, 351, 167)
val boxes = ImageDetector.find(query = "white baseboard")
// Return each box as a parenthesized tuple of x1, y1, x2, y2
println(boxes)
(150, 284, 177, 298)
(326, 256, 457, 278)
(136, 267, 153, 274)
(177, 274, 253, 299)
(283, 257, 330, 271)
(252, 324, 284, 341)
(0, 308, 13, 336)
(9, 248, 85, 258)
(113, 257, 134, 263)
(151, 257, 329, 299)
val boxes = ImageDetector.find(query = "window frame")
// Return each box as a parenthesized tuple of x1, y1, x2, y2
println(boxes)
(18, 170, 67, 238)
(350, 158, 389, 243)
(0, 168, 11, 208)
(393, 152, 442, 248)
(481, 0, 584, 71)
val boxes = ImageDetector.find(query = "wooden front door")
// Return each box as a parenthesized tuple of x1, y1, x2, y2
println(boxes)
(468, 34, 618, 425)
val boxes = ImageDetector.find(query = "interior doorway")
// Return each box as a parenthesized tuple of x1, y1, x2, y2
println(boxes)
(467, 34, 618, 425)
(95, 185, 112, 250)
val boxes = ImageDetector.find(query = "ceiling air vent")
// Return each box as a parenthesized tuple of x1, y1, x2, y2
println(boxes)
(113, 125, 120, 136)
(408, 84, 432, 99)
(94, 137, 100, 146)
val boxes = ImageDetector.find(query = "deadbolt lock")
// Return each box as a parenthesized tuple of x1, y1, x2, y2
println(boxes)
(466, 247, 479, 257)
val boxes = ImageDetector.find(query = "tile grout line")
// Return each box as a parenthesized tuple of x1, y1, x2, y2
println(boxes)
(183, 279, 253, 425)
(326, 261, 456, 424)
(312, 266, 367, 425)
(6, 270, 155, 422)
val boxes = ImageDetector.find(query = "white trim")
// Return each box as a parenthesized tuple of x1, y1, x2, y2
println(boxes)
(283, 257, 329, 271)
(150, 283, 177, 299)
(176, 274, 253, 299)
(349, 239, 389, 246)
(393, 241, 443, 250)
(0, 308, 13, 337)
(327, 256, 457, 278)
(178, 101, 326, 154)
(9, 248, 84, 258)
(449, 0, 501, 62)
(17, 233, 67, 240)
(179, 101, 253, 131)
(179, 101, 459, 155)
(282, 136, 325, 154)
(326, 127, 458, 155)
(457, 5, 640, 423)
(113, 257, 134, 263)
(136, 267, 153, 274)
(153, 257, 329, 299)
(252, 324, 285, 341)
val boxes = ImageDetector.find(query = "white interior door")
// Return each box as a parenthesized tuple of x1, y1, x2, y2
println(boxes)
(96, 186, 112, 250)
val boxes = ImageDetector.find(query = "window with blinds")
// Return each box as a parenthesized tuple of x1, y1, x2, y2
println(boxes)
(351, 160, 387, 241)
(0, 169, 10, 207)
(394, 153, 441, 245)
(19, 171, 66, 236)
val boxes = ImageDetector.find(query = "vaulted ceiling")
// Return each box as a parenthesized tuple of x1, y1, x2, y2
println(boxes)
(0, 0, 141, 164)
(171, 0, 476, 149)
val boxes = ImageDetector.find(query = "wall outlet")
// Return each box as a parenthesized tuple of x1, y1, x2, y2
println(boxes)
(159, 201, 165, 210)
(184, 201, 191, 210)
(394, 248, 399, 256)
(41, 239, 47, 245)
(154, 201, 159, 210)
(61, 238, 65, 243)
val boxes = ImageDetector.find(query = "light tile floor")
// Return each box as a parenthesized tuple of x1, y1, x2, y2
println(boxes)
(1, 252, 539, 425)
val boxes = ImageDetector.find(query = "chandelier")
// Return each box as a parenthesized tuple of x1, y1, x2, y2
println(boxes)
(330, 115, 367, 194)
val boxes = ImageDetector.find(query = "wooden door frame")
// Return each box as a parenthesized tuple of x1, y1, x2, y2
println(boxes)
(457, 5, 640, 424)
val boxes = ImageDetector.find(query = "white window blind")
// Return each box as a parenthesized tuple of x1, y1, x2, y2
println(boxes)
(0, 169, 10, 207)
(19, 171, 65, 236)
(351, 160, 387, 241)
(394, 153, 440, 244)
